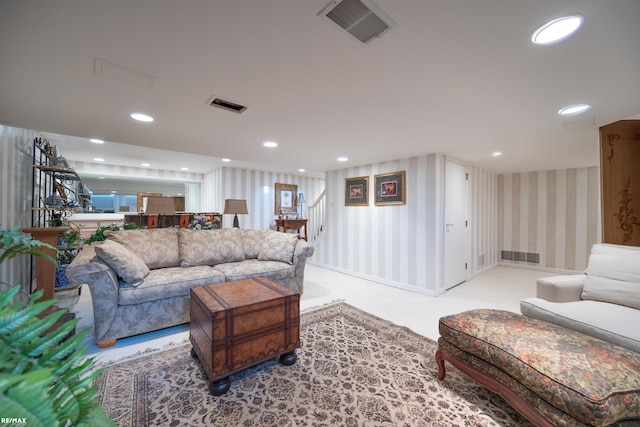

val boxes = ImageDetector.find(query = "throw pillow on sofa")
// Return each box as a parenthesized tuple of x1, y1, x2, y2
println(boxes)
(258, 229, 298, 264)
(94, 239, 150, 286)
(240, 229, 267, 259)
(178, 228, 245, 267)
(582, 244, 640, 310)
(105, 228, 181, 269)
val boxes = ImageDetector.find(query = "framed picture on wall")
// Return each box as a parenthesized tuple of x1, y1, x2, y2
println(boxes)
(345, 176, 369, 206)
(374, 171, 406, 205)
(274, 182, 298, 215)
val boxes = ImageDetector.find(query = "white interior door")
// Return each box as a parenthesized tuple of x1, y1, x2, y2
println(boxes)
(444, 159, 468, 290)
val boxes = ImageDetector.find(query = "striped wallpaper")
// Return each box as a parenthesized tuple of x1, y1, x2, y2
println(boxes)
(1, 124, 601, 296)
(312, 154, 499, 296)
(497, 167, 600, 272)
(0, 125, 37, 294)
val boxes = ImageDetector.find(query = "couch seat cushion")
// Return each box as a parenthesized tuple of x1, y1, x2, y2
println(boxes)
(118, 266, 225, 305)
(213, 259, 295, 282)
(439, 309, 640, 426)
(178, 228, 245, 267)
(105, 228, 181, 269)
(520, 297, 640, 353)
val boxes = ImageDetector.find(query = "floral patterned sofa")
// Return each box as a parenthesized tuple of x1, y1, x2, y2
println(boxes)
(66, 227, 314, 348)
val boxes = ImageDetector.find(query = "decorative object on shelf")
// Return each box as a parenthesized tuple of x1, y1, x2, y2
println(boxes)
(345, 176, 369, 206)
(189, 214, 216, 230)
(224, 199, 248, 228)
(274, 183, 298, 215)
(84, 222, 143, 245)
(374, 171, 406, 206)
(297, 193, 306, 219)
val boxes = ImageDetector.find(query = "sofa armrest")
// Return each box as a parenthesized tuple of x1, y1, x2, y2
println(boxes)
(293, 239, 315, 264)
(66, 242, 120, 341)
(536, 274, 586, 302)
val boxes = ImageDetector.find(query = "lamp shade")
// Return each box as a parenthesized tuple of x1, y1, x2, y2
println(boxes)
(223, 199, 248, 215)
(298, 193, 305, 204)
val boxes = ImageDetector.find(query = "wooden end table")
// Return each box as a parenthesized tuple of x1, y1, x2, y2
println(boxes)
(189, 277, 300, 395)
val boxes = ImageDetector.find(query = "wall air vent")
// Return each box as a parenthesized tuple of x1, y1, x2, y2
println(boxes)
(318, 0, 394, 44)
(208, 96, 247, 114)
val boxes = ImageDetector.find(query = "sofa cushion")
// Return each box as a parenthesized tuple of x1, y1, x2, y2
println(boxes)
(213, 259, 295, 282)
(105, 228, 181, 269)
(118, 265, 226, 306)
(520, 297, 640, 353)
(258, 229, 298, 264)
(582, 243, 640, 309)
(178, 228, 245, 267)
(240, 229, 267, 259)
(94, 240, 150, 286)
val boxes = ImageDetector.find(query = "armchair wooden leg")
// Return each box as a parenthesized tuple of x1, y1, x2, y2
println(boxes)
(97, 339, 116, 348)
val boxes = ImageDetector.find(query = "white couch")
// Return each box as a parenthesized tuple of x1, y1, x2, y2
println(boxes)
(67, 227, 314, 348)
(520, 243, 640, 353)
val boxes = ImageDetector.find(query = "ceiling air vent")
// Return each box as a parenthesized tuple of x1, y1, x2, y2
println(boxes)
(319, 0, 393, 44)
(208, 96, 247, 114)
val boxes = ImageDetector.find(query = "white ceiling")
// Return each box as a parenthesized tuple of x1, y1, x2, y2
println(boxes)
(1, 0, 639, 177)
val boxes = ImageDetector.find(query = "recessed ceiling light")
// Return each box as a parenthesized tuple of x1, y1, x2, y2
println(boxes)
(532, 14, 584, 45)
(130, 112, 154, 122)
(94, 158, 104, 162)
(222, 158, 231, 162)
(298, 168, 306, 172)
(337, 157, 348, 162)
(98, 176, 105, 179)
(181, 167, 189, 171)
(110, 190, 117, 194)
(492, 151, 502, 157)
(558, 104, 591, 115)
(141, 163, 151, 167)
(90, 138, 104, 144)
(263, 141, 278, 148)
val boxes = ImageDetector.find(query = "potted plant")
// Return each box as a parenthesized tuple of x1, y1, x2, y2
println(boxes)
(55, 229, 83, 289)
(0, 226, 116, 426)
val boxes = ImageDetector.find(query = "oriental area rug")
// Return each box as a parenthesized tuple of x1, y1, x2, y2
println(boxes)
(95, 302, 532, 427)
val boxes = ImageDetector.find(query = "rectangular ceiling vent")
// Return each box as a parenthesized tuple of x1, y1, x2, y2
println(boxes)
(208, 96, 247, 114)
(318, 0, 394, 44)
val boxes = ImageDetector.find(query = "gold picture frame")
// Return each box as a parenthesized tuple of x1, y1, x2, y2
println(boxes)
(345, 176, 369, 206)
(274, 182, 298, 215)
(374, 171, 406, 206)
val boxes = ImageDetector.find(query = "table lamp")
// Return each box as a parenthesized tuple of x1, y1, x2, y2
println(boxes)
(298, 193, 305, 219)
(224, 199, 248, 228)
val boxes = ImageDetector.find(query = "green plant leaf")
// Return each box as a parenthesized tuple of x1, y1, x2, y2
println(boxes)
(0, 371, 58, 427)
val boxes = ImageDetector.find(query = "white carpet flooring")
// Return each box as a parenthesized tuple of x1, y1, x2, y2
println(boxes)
(55, 264, 559, 365)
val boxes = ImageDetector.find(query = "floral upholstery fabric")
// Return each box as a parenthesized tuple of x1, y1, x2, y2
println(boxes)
(258, 229, 298, 264)
(105, 228, 181, 269)
(178, 228, 245, 267)
(438, 309, 640, 426)
(118, 266, 225, 306)
(213, 259, 295, 282)
(66, 228, 315, 345)
(94, 240, 149, 286)
(240, 229, 266, 259)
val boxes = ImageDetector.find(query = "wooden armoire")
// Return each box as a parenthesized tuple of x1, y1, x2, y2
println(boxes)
(600, 120, 640, 246)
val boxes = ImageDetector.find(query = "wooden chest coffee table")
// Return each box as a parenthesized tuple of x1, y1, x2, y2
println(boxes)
(189, 277, 300, 395)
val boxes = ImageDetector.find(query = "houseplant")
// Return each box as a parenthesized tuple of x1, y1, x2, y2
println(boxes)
(0, 226, 115, 426)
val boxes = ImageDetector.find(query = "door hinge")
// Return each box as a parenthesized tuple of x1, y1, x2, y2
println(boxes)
(465, 262, 468, 270)
(465, 220, 468, 227)
(465, 173, 469, 180)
